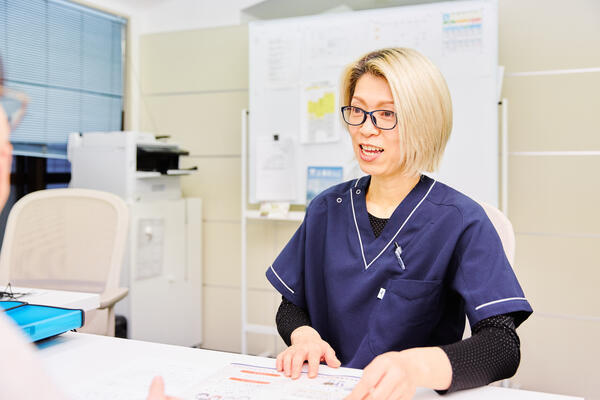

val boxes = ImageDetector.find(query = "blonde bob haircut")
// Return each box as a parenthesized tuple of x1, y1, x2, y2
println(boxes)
(340, 48, 452, 175)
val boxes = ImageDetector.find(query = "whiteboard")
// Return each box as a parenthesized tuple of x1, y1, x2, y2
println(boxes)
(249, 0, 499, 206)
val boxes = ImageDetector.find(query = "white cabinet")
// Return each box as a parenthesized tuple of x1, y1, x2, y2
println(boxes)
(115, 198, 202, 347)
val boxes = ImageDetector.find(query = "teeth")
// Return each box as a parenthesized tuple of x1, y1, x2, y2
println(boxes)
(361, 145, 383, 152)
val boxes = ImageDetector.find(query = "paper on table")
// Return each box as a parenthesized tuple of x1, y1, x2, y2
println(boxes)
(180, 362, 361, 400)
(64, 360, 202, 400)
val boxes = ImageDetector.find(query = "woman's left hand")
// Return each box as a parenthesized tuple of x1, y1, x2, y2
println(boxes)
(344, 351, 418, 400)
(345, 347, 451, 400)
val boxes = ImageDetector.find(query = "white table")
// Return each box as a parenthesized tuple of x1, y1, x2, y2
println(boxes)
(11, 286, 100, 311)
(37, 332, 582, 400)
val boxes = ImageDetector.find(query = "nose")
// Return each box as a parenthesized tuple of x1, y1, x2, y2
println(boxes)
(359, 114, 379, 136)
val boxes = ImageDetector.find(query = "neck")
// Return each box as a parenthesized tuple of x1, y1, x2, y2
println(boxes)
(366, 172, 421, 218)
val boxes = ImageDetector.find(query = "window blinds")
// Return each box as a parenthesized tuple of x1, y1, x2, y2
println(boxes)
(0, 0, 126, 158)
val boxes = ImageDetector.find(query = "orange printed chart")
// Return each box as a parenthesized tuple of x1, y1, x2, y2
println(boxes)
(182, 362, 360, 400)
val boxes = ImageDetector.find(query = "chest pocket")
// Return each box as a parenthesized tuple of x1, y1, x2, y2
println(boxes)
(368, 278, 444, 356)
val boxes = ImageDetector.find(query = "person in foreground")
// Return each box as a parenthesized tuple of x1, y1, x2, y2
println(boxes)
(266, 48, 533, 399)
(0, 60, 175, 400)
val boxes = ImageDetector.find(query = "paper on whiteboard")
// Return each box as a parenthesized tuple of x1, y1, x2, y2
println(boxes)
(256, 136, 296, 201)
(442, 9, 484, 55)
(180, 362, 360, 400)
(300, 83, 339, 144)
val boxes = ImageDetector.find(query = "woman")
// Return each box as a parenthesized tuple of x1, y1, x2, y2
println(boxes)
(267, 48, 532, 399)
(0, 59, 174, 400)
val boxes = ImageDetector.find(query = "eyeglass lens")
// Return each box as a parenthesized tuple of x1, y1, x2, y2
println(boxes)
(342, 106, 396, 130)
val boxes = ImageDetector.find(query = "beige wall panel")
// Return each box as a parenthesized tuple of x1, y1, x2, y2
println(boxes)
(275, 220, 302, 254)
(246, 290, 281, 355)
(508, 156, 600, 234)
(504, 73, 600, 152)
(203, 221, 241, 287)
(246, 332, 278, 357)
(140, 91, 248, 156)
(139, 99, 153, 133)
(276, 335, 288, 354)
(499, 0, 600, 72)
(202, 285, 241, 353)
(247, 221, 276, 290)
(247, 288, 278, 326)
(514, 314, 600, 399)
(140, 25, 248, 94)
(515, 234, 600, 318)
(180, 157, 241, 221)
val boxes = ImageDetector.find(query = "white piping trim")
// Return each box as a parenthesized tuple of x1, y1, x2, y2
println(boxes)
(506, 67, 600, 77)
(354, 177, 361, 187)
(365, 180, 436, 269)
(351, 179, 436, 270)
(475, 297, 527, 311)
(269, 265, 295, 294)
(510, 151, 600, 156)
(350, 187, 369, 269)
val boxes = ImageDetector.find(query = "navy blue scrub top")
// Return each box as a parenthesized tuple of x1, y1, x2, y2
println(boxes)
(266, 175, 532, 369)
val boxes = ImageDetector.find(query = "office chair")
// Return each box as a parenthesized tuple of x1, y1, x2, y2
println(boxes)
(0, 188, 129, 336)
(477, 201, 516, 265)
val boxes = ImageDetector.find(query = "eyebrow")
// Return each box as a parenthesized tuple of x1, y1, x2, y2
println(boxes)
(351, 95, 394, 108)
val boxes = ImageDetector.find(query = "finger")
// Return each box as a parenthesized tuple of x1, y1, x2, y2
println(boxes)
(388, 386, 405, 400)
(346, 362, 386, 400)
(276, 352, 284, 372)
(147, 376, 165, 400)
(345, 376, 373, 400)
(323, 345, 341, 368)
(283, 351, 294, 377)
(369, 371, 396, 400)
(291, 352, 307, 379)
(307, 350, 321, 378)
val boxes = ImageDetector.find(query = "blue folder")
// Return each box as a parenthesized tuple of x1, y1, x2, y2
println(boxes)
(1, 301, 84, 342)
(0, 300, 26, 311)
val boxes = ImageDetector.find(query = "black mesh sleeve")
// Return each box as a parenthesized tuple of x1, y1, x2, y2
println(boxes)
(276, 296, 312, 346)
(438, 314, 521, 394)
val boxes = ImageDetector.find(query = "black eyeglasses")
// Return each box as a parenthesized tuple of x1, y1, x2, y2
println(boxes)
(0, 86, 28, 130)
(0, 283, 26, 300)
(341, 106, 398, 130)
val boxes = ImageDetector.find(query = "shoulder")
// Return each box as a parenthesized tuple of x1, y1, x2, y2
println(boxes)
(425, 178, 489, 226)
(301, 177, 361, 224)
(306, 177, 361, 209)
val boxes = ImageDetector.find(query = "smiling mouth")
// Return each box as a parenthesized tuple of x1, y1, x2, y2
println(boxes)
(360, 144, 384, 154)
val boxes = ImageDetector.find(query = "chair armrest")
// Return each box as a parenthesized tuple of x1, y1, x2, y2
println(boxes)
(99, 287, 129, 309)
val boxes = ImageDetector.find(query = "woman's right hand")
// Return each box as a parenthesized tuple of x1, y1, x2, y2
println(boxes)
(276, 326, 341, 379)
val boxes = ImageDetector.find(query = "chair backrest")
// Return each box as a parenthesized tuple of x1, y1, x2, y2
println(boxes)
(477, 201, 515, 266)
(0, 188, 128, 294)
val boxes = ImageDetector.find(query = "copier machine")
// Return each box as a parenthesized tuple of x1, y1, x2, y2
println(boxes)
(68, 131, 202, 347)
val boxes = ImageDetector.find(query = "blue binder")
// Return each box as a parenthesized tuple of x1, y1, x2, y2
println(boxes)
(1, 301, 84, 342)
(0, 300, 25, 311)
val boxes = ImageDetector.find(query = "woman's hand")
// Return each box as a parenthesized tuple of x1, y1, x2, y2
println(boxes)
(276, 326, 341, 379)
(345, 347, 452, 400)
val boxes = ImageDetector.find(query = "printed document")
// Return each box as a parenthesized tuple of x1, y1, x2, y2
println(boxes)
(180, 362, 360, 400)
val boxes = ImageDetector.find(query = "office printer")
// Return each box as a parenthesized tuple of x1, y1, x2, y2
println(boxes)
(68, 131, 203, 347)
(68, 131, 196, 202)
